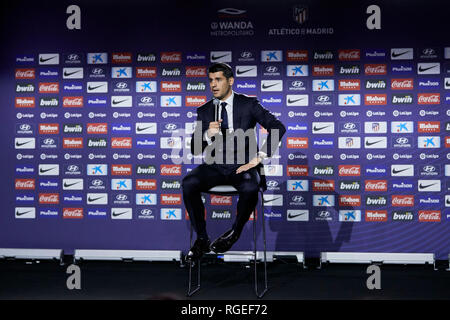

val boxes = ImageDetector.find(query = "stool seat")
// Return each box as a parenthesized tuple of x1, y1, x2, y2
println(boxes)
(208, 185, 238, 194)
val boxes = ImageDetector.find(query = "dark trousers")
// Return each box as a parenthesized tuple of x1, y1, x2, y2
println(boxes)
(182, 164, 261, 240)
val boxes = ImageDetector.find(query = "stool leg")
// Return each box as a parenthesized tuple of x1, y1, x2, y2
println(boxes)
(254, 189, 268, 298)
(187, 223, 201, 297)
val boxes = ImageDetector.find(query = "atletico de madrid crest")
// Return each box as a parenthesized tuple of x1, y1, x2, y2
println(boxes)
(293, 5, 308, 24)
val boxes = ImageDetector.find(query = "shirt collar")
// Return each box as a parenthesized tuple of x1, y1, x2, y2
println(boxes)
(221, 90, 234, 107)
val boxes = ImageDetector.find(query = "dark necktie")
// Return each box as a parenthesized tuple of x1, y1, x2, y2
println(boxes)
(220, 102, 229, 129)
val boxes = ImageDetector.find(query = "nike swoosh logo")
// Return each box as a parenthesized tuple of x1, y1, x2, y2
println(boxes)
(313, 125, 331, 131)
(264, 196, 282, 204)
(262, 83, 279, 89)
(288, 212, 306, 219)
(88, 196, 105, 202)
(40, 167, 57, 173)
(16, 210, 33, 216)
(419, 183, 437, 189)
(40, 56, 57, 63)
(16, 140, 32, 147)
(211, 53, 229, 61)
(418, 65, 438, 72)
(391, 50, 411, 58)
(447, 198, 450, 205)
(365, 140, 383, 146)
(112, 211, 129, 217)
(137, 126, 153, 132)
(236, 68, 255, 75)
(392, 168, 409, 174)
(112, 99, 129, 105)
(88, 84, 105, 91)
(64, 70, 81, 77)
(446, 81, 450, 87)
(64, 182, 80, 188)
(288, 98, 306, 104)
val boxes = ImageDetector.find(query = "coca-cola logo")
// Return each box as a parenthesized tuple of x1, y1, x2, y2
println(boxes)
(418, 93, 440, 104)
(87, 123, 108, 134)
(111, 138, 132, 148)
(63, 208, 83, 219)
(338, 165, 361, 176)
(15, 68, 35, 79)
(392, 195, 414, 207)
(63, 97, 83, 107)
(211, 195, 232, 205)
(160, 165, 182, 175)
(39, 82, 59, 93)
(186, 67, 207, 77)
(161, 52, 182, 63)
(365, 180, 388, 191)
(15, 179, 35, 190)
(418, 211, 441, 222)
(39, 193, 59, 204)
(338, 49, 360, 61)
(364, 64, 387, 75)
(391, 79, 414, 90)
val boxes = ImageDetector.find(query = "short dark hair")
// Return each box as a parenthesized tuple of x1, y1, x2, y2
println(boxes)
(208, 63, 234, 79)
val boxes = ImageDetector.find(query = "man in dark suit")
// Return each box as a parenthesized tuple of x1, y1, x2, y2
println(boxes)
(182, 63, 286, 261)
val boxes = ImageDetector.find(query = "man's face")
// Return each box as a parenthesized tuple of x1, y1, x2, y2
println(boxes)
(209, 71, 234, 100)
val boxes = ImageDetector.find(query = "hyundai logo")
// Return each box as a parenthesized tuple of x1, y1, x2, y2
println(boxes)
(266, 180, 279, 187)
(43, 138, 55, 145)
(91, 68, 104, 75)
(67, 54, 79, 61)
(292, 196, 304, 202)
(140, 96, 152, 103)
(92, 179, 103, 186)
(265, 66, 278, 73)
(422, 48, 435, 55)
(20, 124, 31, 130)
(423, 165, 436, 172)
(318, 210, 331, 218)
(241, 51, 252, 58)
(67, 165, 79, 172)
(317, 95, 330, 102)
(116, 82, 128, 89)
(396, 137, 409, 144)
(291, 81, 304, 87)
(140, 209, 152, 215)
(116, 194, 128, 201)
(343, 123, 356, 130)
(165, 123, 177, 130)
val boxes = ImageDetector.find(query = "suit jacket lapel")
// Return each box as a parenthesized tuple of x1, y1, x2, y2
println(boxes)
(232, 93, 242, 129)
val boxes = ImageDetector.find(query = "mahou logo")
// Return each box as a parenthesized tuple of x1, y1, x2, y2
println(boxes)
(418, 121, 440, 133)
(111, 137, 132, 149)
(39, 193, 59, 204)
(161, 52, 182, 63)
(312, 180, 335, 191)
(392, 195, 414, 207)
(365, 210, 388, 222)
(15, 179, 35, 190)
(160, 165, 182, 176)
(287, 165, 308, 176)
(112, 52, 132, 64)
(63, 208, 83, 219)
(15, 68, 35, 79)
(338, 165, 361, 176)
(63, 97, 83, 107)
(419, 210, 441, 222)
(136, 179, 157, 190)
(391, 79, 414, 90)
(87, 123, 108, 134)
(63, 138, 83, 148)
(338, 49, 360, 61)
(161, 194, 182, 205)
(287, 137, 308, 148)
(364, 64, 387, 75)
(286, 50, 308, 62)
(339, 79, 360, 90)
(161, 81, 182, 92)
(365, 180, 388, 192)
(418, 93, 440, 105)
(364, 94, 387, 105)
(312, 65, 334, 76)
(339, 195, 361, 206)
(15, 97, 35, 108)
(211, 195, 232, 206)
(186, 66, 207, 77)
(39, 123, 59, 134)
(186, 96, 207, 107)
(136, 67, 157, 78)
(39, 82, 59, 93)
(111, 164, 132, 175)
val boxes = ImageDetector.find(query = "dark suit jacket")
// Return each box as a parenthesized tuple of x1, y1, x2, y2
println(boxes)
(190, 92, 286, 190)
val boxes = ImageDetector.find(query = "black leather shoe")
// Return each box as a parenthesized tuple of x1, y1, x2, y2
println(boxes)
(210, 229, 240, 253)
(186, 238, 210, 262)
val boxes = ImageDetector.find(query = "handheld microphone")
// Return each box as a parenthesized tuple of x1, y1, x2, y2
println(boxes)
(213, 98, 220, 122)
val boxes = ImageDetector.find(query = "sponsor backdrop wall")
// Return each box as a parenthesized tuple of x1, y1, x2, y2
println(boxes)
(1, 0, 449, 258)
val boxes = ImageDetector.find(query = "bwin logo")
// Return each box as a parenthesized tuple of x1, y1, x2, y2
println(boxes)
(317, 95, 330, 102)
(396, 137, 409, 144)
(116, 194, 128, 201)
